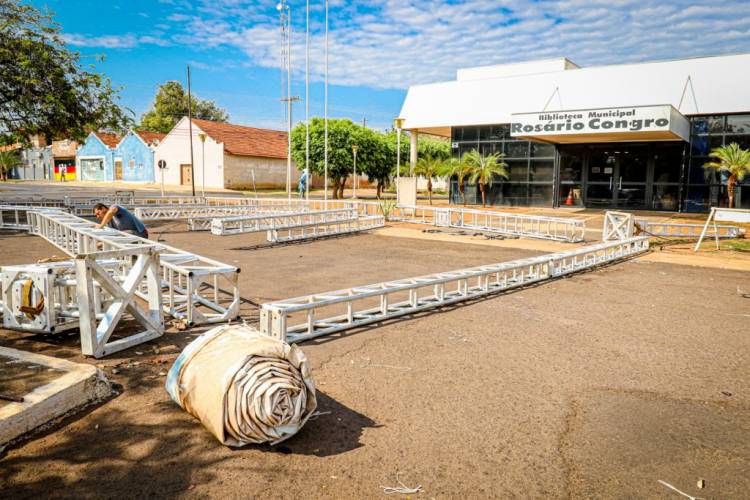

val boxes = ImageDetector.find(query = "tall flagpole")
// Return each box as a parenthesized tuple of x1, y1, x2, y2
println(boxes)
(305, 0, 310, 201)
(286, 2, 292, 201)
(324, 0, 329, 207)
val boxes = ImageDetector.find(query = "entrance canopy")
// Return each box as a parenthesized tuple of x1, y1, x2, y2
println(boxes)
(510, 105, 689, 144)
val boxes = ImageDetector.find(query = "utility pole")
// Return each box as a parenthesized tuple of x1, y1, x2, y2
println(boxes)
(282, 96, 301, 200)
(186, 64, 196, 197)
(324, 0, 329, 206)
(305, 0, 310, 201)
(362, 117, 367, 128)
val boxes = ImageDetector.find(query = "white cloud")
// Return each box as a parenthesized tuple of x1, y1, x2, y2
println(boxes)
(63, 33, 139, 49)
(65, 1, 750, 90)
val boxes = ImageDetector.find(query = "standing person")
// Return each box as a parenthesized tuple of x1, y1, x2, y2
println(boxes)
(93, 203, 149, 238)
(297, 170, 307, 198)
(59, 164, 66, 182)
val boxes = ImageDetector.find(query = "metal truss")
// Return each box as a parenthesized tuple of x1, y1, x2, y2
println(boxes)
(602, 211, 634, 241)
(27, 209, 240, 326)
(266, 215, 385, 243)
(635, 219, 742, 239)
(1, 247, 164, 358)
(391, 205, 586, 242)
(133, 204, 304, 221)
(260, 235, 649, 343)
(0, 205, 65, 230)
(204, 208, 359, 235)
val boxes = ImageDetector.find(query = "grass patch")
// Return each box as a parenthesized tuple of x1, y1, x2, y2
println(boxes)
(723, 239, 750, 252)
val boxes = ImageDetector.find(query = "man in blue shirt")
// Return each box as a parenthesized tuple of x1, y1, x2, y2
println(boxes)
(94, 203, 149, 238)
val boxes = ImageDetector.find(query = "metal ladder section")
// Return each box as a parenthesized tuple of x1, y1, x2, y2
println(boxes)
(391, 205, 586, 242)
(635, 219, 742, 239)
(204, 208, 358, 235)
(266, 215, 385, 243)
(260, 235, 650, 343)
(26, 209, 240, 326)
(133, 204, 305, 221)
(1, 205, 70, 230)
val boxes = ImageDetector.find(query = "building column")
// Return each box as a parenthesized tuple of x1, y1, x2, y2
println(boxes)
(409, 129, 418, 176)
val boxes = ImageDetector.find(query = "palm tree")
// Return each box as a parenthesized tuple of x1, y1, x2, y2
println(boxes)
(415, 154, 446, 205)
(464, 149, 509, 207)
(0, 149, 20, 181)
(440, 157, 472, 205)
(703, 143, 750, 208)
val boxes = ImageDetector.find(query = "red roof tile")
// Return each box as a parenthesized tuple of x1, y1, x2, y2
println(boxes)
(192, 118, 287, 159)
(136, 131, 166, 146)
(95, 132, 121, 148)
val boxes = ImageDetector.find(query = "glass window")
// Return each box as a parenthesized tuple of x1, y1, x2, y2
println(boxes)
(691, 117, 709, 135)
(691, 135, 709, 156)
(688, 157, 718, 184)
(479, 126, 494, 141)
(724, 135, 750, 150)
(559, 184, 584, 206)
(451, 127, 462, 142)
(458, 144, 477, 159)
(651, 184, 680, 210)
(709, 135, 724, 151)
(529, 159, 554, 182)
(653, 146, 684, 184)
(726, 115, 750, 134)
(528, 184, 553, 206)
(505, 141, 529, 158)
(462, 126, 478, 142)
(707, 116, 726, 133)
(489, 125, 509, 140)
(530, 141, 555, 158)
(506, 159, 529, 183)
(559, 152, 583, 182)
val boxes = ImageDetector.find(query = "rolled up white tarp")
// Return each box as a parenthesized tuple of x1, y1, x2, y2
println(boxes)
(166, 324, 317, 446)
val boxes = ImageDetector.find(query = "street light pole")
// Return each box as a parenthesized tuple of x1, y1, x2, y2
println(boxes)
(198, 132, 206, 197)
(187, 64, 196, 197)
(324, 0, 329, 207)
(352, 144, 358, 199)
(394, 117, 404, 203)
(305, 0, 310, 201)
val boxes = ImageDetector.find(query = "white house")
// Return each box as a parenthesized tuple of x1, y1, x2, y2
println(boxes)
(156, 117, 298, 190)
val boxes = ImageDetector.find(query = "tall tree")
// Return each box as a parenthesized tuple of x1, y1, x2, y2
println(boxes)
(415, 154, 447, 205)
(464, 149, 508, 207)
(139, 81, 229, 134)
(703, 142, 750, 208)
(291, 118, 389, 199)
(0, 1, 132, 141)
(440, 157, 473, 205)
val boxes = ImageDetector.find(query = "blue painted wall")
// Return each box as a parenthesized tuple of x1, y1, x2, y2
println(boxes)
(76, 134, 114, 181)
(115, 132, 155, 182)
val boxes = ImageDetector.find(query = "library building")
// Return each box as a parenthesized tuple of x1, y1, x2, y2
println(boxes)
(398, 53, 750, 211)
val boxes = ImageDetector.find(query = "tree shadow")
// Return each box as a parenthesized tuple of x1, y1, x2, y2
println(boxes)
(0, 389, 377, 497)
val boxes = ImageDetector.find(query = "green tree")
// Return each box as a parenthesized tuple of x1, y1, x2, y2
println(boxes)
(464, 149, 509, 207)
(139, 81, 229, 134)
(440, 157, 473, 205)
(415, 154, 446, 204)
(292, 118, 386, 199)
(0, 1, 132, 141)
(0, 147, 20, 181)
(703, 143, 750, 208)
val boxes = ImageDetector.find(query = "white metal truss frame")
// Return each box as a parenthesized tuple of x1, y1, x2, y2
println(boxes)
(391, 204, 586, 242)
(260, 235, 649, 343)
(75, 247, 164, 358)
(0, 205, 70, 230)
(204, 208, 359, 235)
(266, 215, 385, 243)
(27, 209, 240, 326)
(133, 204, 306, 221)
(602, 211, 634, 241)
(635, 219, 742, 239)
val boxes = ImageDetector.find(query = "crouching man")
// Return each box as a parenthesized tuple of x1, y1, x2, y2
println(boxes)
(94, 203, 149, 239)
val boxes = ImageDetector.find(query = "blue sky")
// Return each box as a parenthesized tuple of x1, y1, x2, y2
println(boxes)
(35, 0, 750, 132)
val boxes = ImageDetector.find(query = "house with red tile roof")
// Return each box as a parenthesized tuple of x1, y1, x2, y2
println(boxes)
(155, 117, 299, 190)
(76, 131, 122, 181)
(113, 130, 166, 182)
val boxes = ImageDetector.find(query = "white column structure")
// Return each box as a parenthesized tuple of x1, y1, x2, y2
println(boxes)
(409, 129, 418, 175)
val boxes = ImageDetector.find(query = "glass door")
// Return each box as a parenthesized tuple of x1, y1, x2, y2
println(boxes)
(586, 149, 617, 207)
(615, 148, 648, 208)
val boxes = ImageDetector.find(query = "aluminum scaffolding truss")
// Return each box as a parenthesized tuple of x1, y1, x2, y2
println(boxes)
(391, 205, 586, 242)
(133, 204, 304, 221)
(204, 208, 359, 235)
(26, 209, 240, 326)
(0, 205, 66, 230)
(635, 219, 742, 239)
(260, 235, 650, 343)
(0, 247, 164, 358)
(602, 211, 634, 241)
(266, 215, 385, 243)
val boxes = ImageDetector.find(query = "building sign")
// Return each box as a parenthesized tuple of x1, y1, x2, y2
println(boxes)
(511, 105, 689, 143)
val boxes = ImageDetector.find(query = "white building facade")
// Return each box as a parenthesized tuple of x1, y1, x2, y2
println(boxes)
(156, 117, 298, 191)
(399, 53, 750, 211)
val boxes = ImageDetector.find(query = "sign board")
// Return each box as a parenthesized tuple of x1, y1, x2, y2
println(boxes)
(510, 105, 690, 143)
(158, 159, 167, 169)
(397, 177, 417, 207)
